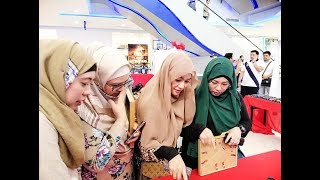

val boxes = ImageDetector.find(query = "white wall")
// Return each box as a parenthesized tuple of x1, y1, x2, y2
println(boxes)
(40, 26, 113, 47)
(39, 28, 58, 39)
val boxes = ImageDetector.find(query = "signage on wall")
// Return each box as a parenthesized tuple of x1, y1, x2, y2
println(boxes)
(128, 44, 150, 74)
(128, 44, 148, 62)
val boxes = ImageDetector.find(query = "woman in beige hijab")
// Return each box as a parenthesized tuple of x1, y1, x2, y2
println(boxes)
(137, 50, 198, 180)
(39, 39, 96, 180)
(77, 42, 139, 179)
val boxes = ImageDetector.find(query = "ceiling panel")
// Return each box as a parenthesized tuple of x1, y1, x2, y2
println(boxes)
(224, 0, 279, 14)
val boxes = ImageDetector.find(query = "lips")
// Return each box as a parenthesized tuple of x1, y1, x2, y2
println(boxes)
(75, 101, 82, 106)
(174, 90, 181, 94)
(211, 91, 221, 96)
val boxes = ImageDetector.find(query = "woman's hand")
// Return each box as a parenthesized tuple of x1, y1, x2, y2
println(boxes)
(125, 130, 141, 144)
(108, 90, 127, 119)
(224, 127, 242, 146)
(199, 128, 215, 146)
(168, 154, 188, 180)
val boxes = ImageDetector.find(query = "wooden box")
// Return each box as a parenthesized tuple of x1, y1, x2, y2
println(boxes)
(198, 134, 238, 176)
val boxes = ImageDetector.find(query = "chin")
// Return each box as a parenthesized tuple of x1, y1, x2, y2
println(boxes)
(211, 92, 220, 96)
(172, 93, 180, 99)
(113, 93, 120, 97)
(70, 105, 78, 111)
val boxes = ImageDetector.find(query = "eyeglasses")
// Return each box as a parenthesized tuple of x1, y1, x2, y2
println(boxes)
(107, 75, 134, 91)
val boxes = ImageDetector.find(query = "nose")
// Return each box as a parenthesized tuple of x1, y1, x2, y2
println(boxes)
(177, 81, 185, 89)
(83, 85, 91, 96)
(117, 85, 126, 92)
(215, 84, 222, 91)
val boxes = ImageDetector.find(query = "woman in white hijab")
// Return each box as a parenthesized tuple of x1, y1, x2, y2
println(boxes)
(77, 42, 139, 179)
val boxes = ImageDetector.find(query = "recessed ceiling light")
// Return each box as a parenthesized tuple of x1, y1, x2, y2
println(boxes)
(73, 10, 79, 13)
(74, 21, 79, 24)
(121, 24, 126, 27)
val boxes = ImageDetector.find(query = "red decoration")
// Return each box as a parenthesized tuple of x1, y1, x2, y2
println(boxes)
(171, 41, 185, 50)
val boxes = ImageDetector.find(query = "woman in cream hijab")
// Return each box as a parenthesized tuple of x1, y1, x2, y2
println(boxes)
(137, 50, 198, 180)
(77, 42, 139, 179)
(39, 39, 96, 179)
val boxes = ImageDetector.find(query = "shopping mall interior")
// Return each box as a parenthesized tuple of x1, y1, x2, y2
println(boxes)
(40, 0, 281, 179)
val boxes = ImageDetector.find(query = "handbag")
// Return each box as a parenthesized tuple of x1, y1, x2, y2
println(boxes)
(140, 161, 169, 179)
(261, 61, 273, 87)
(261, 78, 272, 87)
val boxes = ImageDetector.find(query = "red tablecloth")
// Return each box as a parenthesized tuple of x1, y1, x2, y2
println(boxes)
(153, 150, 281, 180)
(131, 74, 154, 86)
(243, 96, 281, 134)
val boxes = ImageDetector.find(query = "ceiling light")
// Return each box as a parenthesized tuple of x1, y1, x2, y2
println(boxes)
(74, 21, 79, 24)
(121, 24, 126, 27)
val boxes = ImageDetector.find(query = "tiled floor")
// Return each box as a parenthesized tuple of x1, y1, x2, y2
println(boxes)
(240, 130, 281, 157)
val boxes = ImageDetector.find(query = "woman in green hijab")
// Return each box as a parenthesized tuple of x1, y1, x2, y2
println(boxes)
(180, 57, 251, 169)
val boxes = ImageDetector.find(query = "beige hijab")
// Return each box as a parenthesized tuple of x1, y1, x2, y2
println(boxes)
(39, 39, 96, 168)
(137, 50, 199, 150)
(79, 42, 130, 146)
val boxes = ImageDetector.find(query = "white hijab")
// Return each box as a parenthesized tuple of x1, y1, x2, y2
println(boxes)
(79, 41, 130, 132)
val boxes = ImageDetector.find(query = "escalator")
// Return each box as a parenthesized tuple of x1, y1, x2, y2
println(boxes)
(93, 0, 248, 57)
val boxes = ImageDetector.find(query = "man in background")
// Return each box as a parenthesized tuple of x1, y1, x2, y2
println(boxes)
(259, 51, 274, 96)
(238, 50, 264, 97)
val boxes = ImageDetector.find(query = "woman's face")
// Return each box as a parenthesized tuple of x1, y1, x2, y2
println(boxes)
(171, 73, 192, 99)
(103, 74, 130, 97)
(208, 76, 230, 97)
(65, 71, 95, 110)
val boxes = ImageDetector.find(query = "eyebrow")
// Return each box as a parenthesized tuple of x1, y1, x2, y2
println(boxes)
(211, 79, 228, 83)
(80, 77, 93, 81)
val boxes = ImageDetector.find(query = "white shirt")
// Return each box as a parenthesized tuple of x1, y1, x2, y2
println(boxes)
(39, 111, 81, 180)
(240, 60, 264, 87)
(261, 60, 274, 77)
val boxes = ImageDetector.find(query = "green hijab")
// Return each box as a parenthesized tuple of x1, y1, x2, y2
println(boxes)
(187, 57, 241, 158)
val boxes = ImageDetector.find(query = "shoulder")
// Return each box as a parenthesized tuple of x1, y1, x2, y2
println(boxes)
(39, 111, 56, 132)
(39, 111, 60, 144)
(256, 60, 264, 66)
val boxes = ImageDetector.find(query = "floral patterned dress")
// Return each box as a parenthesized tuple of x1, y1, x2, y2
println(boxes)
(80, 122, 134, 180)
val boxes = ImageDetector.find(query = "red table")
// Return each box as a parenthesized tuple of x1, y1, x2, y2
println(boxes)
(131, 74, 154, 86)
(153, 150, 281, 180)
(243, 96, 281, 135)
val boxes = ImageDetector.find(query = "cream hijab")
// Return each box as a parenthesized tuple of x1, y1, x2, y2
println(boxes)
(79, 42, 130, 142)
(137, 51, 199, 150)
(39, 39, 96, 168)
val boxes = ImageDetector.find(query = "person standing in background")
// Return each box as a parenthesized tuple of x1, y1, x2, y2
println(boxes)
(225, 53, 241, 84)
(235, 55, 244, 86)
(203, 0, 211, 20)
(239, 55, 244, 63)
(238, 50, 264, 97)
(259, 51, 274, 96)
